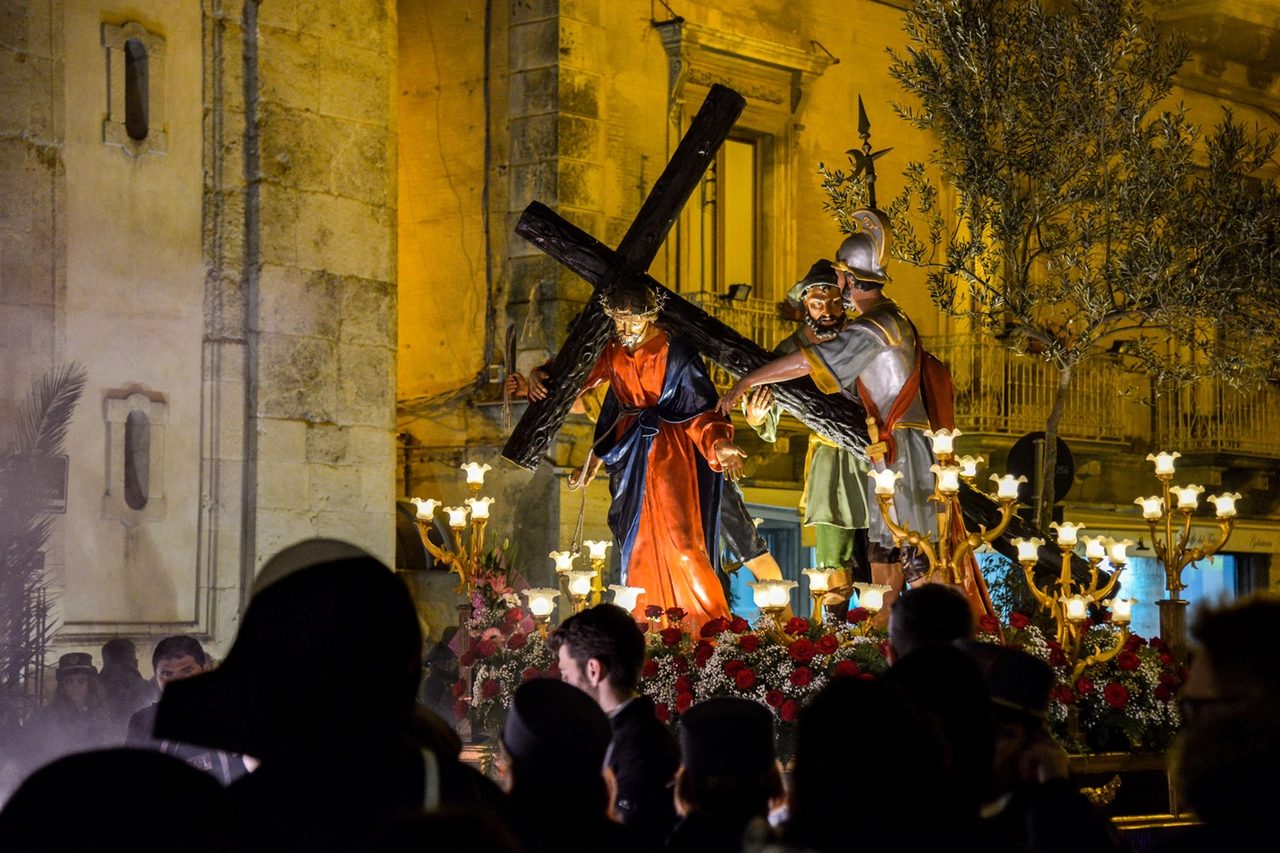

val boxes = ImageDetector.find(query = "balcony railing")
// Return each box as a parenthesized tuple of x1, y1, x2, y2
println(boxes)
(1158, 379, 1280, 460)
(682, 291, 792, 393)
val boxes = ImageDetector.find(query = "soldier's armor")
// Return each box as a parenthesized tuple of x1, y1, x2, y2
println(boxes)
(844, 298, 928, 430)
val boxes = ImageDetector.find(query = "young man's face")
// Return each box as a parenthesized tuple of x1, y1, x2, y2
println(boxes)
(155, 654, 206, 692)
(612, 314, 652, 350)
(61, 673, 90, 707)
(556, 645, 604, 706)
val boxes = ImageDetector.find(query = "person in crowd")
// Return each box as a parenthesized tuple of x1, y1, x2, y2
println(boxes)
(420, 625, 460, 721)
(886, 582, 974, 663)
(0, 748, 232, 852)
(153, 538, 505, 852)
(549, 603, 680, 844)
(963, 642, 1125, 853)
(883, 644, 994, 830)
(668, 697, 783, 853)
(1158, 595, 1280, 851)
(98, 637, 159, 739)
(17, 653, 113, 774)
(499, 677, 652, 853)
(373, 806, 522, 853)
(781, 678, 953, 853)
(126, 634, 248, 785)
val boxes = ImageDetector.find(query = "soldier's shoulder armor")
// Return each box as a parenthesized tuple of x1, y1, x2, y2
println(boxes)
(852, 299, 913, 347)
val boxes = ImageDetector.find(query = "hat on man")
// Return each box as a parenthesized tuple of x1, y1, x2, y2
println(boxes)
(56, 652, 97, 680)
(680, 697, 775, 777)
(961, 641, 1054, 720)
(502, 679, 612, 781)
(786, 259, 841, 309)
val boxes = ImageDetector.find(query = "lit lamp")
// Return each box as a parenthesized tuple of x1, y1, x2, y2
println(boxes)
(1103, 597, 1136, 625)
(802, 568, 838, 622)
(583, 539, 612, 605)
(549, 550, 577, 573)
(1105, 538, 1132, 568)
(565, 570, 596, 613)
(410, 497, 440, 520)
(923, 428, 962, 458)
(1080, 536, 1109, 564)
(991, 473, 1026, 501)
(868, 469, 903, 496)
(608, 584, 645, 613)
(1135, 496, 1164, 520)
(1061, 594, 1092, 624)
(957, 455, 985, 480)
(465, 496, 494, 520)
(852, 583, 893, 621)
(523, 588, 560, 636)
(1169, 484, 1204, 511)
(1147, 451, 1180, 478)
(1208, 492, 1241, 518)
(460, 462, 492, 490)
(930, 464, 962, 495)
(747, 579, 798, 628)
(444, 506, 470, 529)
(1049, 521, 1084, 549)
(1012, 537, 1044, 567)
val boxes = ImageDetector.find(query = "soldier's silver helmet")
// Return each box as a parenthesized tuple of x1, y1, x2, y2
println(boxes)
(834, 231, 888, 290)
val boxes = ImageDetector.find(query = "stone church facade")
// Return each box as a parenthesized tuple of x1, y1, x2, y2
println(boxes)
(2, 0, 1279, 661)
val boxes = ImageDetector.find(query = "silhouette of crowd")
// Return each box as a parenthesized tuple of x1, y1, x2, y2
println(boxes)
(0, 539, 1276, 852)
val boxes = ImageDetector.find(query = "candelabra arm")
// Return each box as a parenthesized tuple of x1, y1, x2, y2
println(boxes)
(1174, 509, 1194, 559)
(470, 518, 488, 564)
(415, 520, 457, 567)
(1020, 562, 1052, 609)
(1071, 626, 1130, 681)
(449, 527, 472, 594)
(1092, 565, 1125, 602)
(875, 494, 940, 576)
(1187, 517, 1236, 566)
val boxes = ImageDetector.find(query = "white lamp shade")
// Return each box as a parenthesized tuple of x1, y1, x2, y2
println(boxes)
(853, 583, 893, 613)
(523, 588, 560, 618)
(930, 464, 962, 495)
(802, 568, 837, 594)
(991, 474, 1026, 500)
(1103, 597, 1135, 624)
(957, 455, 984, 478)
(1012, 537, 1044, 563)
(1049, 521, 1084, 546)
(549, 550, 577, 572)
(1106, 538, 1132, 564)
(444, 506, 470, 528)
(1146, 452, 1180, 476)
(465, 496, 494, 520)
(1207, 492, 1241, 518)
(868, 469, 903, 496)
(1170, 484, 1204, 510)
(461, 462, 492, 485)
(1135, 496, 1164, 520)
(410, 497, 440, 519)
(747, 579, 797, 608)
(1061, 594, 1091, 623)
(1081, 536, 1108, 561)
(923, 427, 961, 456)
(608, 585, 644, 612)
(584, 539, 612, 561)
(566, 570, 596, 597)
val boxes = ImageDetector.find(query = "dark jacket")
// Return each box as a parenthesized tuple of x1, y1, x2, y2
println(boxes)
(978, 778, 1127, 853)
(666, 811, 753, 853)
(609, 695, 681, 845)
(127, 703, 248, 786)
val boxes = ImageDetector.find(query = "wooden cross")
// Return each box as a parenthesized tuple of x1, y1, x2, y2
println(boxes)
(500, 84, 1084, 579)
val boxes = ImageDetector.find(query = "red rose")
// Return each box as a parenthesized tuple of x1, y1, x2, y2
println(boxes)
(666, 607, 688, 623)
(1158, 672, 1177, 687)
(505, 607, 524, 623)
(730, 617, 750, 634)
(738, 634, 760, 654)
(780, 700, 799, 722)
(979, 614, 1001, 632)
(672, 655, 689, 673)
(451, 679, 465, 698)
(815, 635, 839, 655)
(642, 659, 659, 679)
(1117, 650, 1140, 671)
(675, 676, 692, 694)
(766, 689, 786, 708)
(785, 617, 811, 635)
(790, 667, 813, 687)
(846, 607, 870, 625)
(1050, 684, 1076, 706)
(701, 617, 730, 638)
(460, 651, 475, 667)
(735, 669, 756, 689)
(475, 639, 498, 658)
(1159, 652, 1173, 665)
(788, 639, 817, 663)
(675, 692, 694, 713)
(1154, 684, 1172, 703)
(1009, 611, 1031, 629)
(1151, 637, 1168, 651)
(547, 662, 560, 679)
(1125, 634, 1148, 650)
(1048, 648, 1067, 668)
(655, 703, 671, 722)
(453, 699, 469, 720)
(638, 622, 650, 634)
(1075, 677, 1094, 694)
(507, 632, 528, 651)
(645, 605, 664, 620)
(481, 679, 500, 699)
(522, 667, 540, 682)
(834, 660, 860, 678)
(660, 627, 683, 647)
(1104, 682, 1130, 709)
(694, 642, 714, 667)
(725, 660, 746, 676)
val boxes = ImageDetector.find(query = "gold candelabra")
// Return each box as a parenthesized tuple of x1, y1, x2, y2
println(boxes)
(850, 582, 892, 635)
(868, 428, 1021, 584)
(410, 462, 494, 595)
(747, 579, 798, 636)
(1015, 528, 1136, 680)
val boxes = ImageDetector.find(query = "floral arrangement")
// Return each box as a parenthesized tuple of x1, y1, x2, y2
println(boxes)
(450, 591, 1184, 760)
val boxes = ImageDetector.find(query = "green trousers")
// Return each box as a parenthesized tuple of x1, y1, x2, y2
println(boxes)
(815, 524, 871, 584)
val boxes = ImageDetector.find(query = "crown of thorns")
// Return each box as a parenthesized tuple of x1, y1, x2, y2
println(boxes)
(599, 283, 665, 319)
